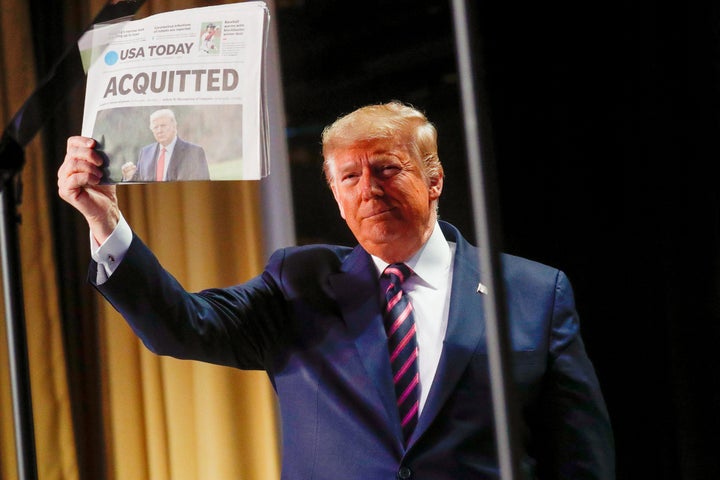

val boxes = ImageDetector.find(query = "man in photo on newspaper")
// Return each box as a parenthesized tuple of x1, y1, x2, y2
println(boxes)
(58, 101, 614, 479)
(121, 108, 210, 182)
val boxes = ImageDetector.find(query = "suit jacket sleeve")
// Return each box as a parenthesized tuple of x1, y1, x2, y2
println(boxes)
(188, 144, 210, 180)
(131, 144, 155, 182)
(92, 233, 290, 370)
(170, 138, 210, 180)
(532, 270, 615, 479)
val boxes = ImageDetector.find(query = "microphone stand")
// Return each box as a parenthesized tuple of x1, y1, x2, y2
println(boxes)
(0, 2, 146, 478)
(450, 1, 525, 479)
(0, 137, 36, 480)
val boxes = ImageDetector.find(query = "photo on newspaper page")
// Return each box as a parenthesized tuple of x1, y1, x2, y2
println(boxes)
(79, 1, 270, 183)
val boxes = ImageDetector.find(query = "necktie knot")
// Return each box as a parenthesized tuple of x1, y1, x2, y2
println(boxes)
(383, 263, 412, 286)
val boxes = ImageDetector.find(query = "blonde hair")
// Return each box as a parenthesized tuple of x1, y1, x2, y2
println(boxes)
(149, 108, 176, 127)
(321, 101, 443, 185)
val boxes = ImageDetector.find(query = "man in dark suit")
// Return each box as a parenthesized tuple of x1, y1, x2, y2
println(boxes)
(58, 102, 614, 479)
(121, 108, 210, 181)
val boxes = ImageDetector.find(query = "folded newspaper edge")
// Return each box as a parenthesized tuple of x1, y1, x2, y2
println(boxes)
(79, 1, 270, 183)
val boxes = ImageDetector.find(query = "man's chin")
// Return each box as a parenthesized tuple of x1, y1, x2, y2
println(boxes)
(361, 224, 405, 246)
(360, 216, 400, 233)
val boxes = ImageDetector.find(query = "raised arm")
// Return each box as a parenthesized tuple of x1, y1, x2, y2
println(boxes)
(57, 136, 120, 243)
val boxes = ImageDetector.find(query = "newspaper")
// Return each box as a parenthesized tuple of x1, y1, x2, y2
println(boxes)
(79, 1, 270, 183)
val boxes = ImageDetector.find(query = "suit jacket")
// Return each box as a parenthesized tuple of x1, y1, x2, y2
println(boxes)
(93, 221, 614, 479)
(132, 137, 210, 181)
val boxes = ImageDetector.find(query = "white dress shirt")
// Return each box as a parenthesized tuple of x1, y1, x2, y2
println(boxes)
(91, 213, 133, 284)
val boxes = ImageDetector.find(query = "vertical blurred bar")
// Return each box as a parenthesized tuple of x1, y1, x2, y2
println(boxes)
(0, 173, 38, 480)
(450, 1, 524, 479)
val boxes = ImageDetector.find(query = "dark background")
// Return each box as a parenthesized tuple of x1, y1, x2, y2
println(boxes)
(24, 0, 720, 478)
(276, 2, 720, 479)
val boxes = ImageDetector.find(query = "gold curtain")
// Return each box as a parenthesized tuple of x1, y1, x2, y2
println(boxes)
(89, 1, 281, 479)
(0, 1, 78, 479)
(101, 181, 281, 480)
(1, 0, 282, 479)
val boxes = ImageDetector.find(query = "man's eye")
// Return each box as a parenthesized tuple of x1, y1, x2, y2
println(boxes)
(380, 165, 400, 176)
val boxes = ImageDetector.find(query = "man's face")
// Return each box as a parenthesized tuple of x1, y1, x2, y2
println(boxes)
(150, 116, 177, 146)
(329, 137, 443, 263)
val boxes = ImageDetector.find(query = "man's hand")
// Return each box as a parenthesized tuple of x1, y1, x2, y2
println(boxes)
(58, 136, 120, 244)
(121, 162, 137, 182)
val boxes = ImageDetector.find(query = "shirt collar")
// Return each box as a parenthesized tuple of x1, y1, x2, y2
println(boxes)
(161, 136, 178, 155)
(371, 222, 452, 289)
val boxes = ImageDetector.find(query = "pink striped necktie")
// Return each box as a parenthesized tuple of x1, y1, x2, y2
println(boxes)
(382, 263, 419, 445)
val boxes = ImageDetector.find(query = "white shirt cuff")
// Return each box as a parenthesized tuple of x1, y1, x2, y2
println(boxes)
(90, 213, 132, 284)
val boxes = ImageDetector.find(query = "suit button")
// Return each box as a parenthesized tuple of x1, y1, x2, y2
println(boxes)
(397, 466, 413, 479)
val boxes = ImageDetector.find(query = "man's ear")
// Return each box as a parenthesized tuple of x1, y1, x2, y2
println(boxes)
(330, 184, 346, 219)
(428, 172, 444, 201)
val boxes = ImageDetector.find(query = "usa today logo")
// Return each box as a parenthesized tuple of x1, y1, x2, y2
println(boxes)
(104, 51, 119, 66)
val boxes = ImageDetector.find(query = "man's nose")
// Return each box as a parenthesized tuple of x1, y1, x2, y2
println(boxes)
(360, 171, 383, 200)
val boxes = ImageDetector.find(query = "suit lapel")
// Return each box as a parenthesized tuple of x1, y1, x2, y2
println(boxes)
(167, 138, 184, 180)
(328, 247, 403, 441)
(140, 144, 160, 181)
(409, 222, 487, 445)
(327, 224, 488, 449)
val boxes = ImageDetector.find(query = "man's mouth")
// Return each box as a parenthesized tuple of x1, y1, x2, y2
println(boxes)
(364, 207, 394, 219)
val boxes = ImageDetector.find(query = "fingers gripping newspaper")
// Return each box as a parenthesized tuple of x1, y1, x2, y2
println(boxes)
(79, 1, 270, 183)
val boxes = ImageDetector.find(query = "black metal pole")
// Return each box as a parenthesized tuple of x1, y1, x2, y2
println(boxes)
(0, 159, 38, 480)
(450, 1, 524, 479)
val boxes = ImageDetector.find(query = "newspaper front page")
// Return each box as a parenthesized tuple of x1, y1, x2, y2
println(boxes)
(80, 1, 269, 183)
